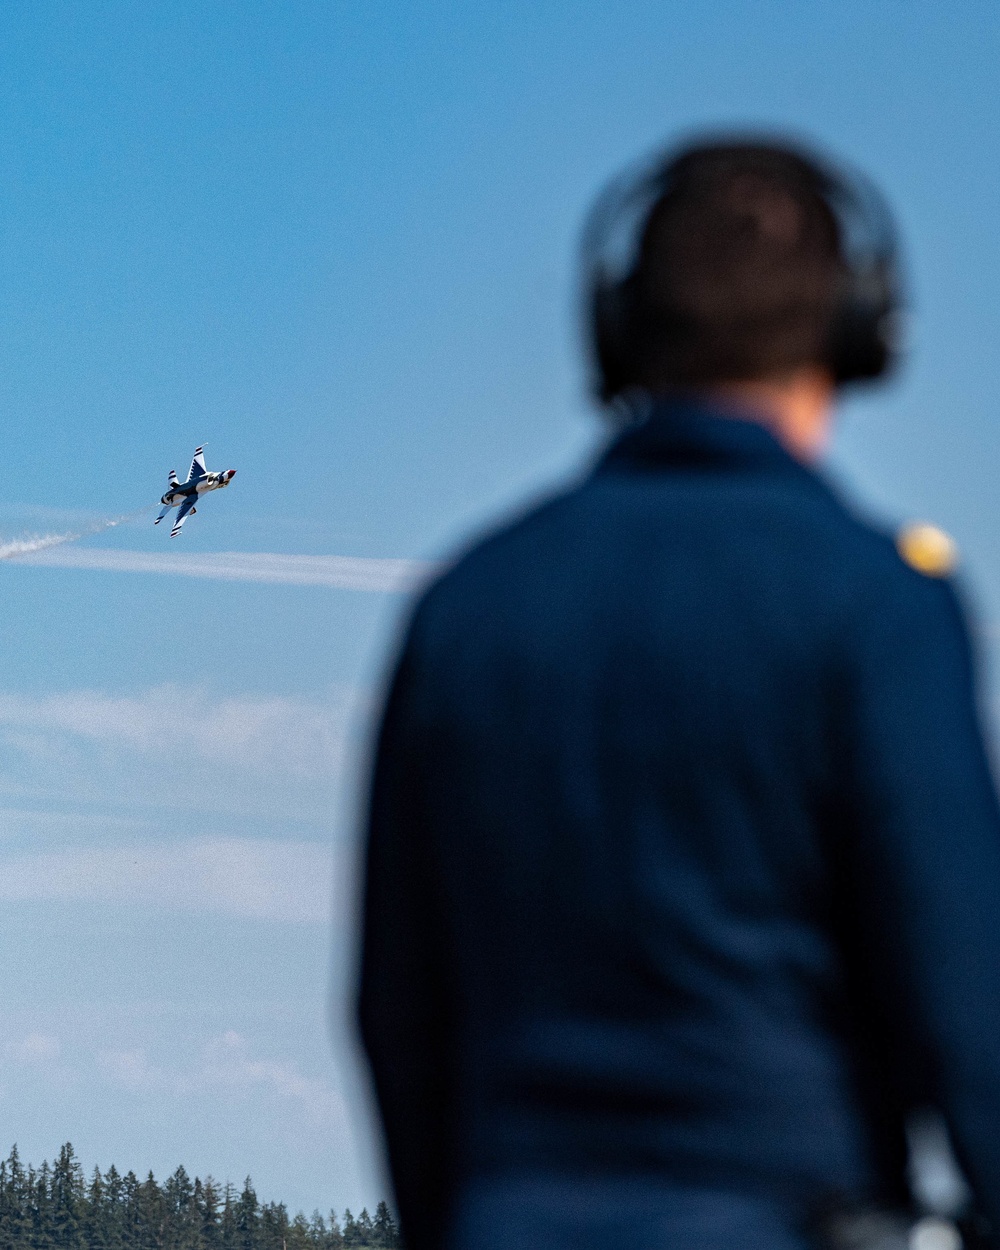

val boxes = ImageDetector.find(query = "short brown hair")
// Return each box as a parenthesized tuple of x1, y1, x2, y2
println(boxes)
(625, 143, 842, 388)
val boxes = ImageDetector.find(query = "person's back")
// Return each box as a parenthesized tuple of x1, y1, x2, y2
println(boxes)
(359, 140, 1000, 1250)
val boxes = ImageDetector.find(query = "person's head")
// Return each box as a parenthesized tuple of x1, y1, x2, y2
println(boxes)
(586, 136, 901, 409)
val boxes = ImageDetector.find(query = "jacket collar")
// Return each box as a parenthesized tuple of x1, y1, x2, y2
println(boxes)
(597, 394, 822, 484)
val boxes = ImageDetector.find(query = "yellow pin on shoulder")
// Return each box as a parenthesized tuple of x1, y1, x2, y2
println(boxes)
(896, 522, 958, 578)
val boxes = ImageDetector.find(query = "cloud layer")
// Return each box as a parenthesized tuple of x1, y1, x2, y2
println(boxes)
(0, 680, 375, 1207)
(10, 546, 434, 592)
(97, 1029, 346, 1125)
(0, 685, 349, 780)
(0, 684, 359, 827)
(0, 1014, 367, 1206)
(0, 679, 366, 1204)
(0, 837, 337, 923)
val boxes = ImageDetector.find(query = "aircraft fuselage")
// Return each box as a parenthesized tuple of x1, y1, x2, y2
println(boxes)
(160, 470, 236, 507)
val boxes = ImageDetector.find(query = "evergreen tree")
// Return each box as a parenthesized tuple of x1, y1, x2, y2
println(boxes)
(218, 1185, 238, 1250)
(51, 1145, 84, 1250)
(256, 1203, 286, 1250)
(119, 1174, 141, 1250)
(0, 1157, 10, 1250)
(101, 1167, 126, 1250)
(353, 1213, 372, 1250)
(0, 1147, 29, 1250)
(282, 1211, 311, 1250)
(29, 1164, 55, 1250)
(135, 1173, 165, 1250)
(308, 1212, 339, 1250)
(324, 1212, 344, 1250)
(0, 1145, 395, 1250)
(163, 1167, 197, 1250)
(371, 1204, 398, 1250)
(235, 1182, 257, 1250)
(81, 1169, 107, 1250)
(340, 1211, 358, 1248)
(193, 1178, 220, 1250)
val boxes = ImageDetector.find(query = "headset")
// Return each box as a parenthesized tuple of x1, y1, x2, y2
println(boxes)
(582, 137, 904, 405)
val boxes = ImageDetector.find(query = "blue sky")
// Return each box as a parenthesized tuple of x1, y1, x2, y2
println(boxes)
(1, 0, 999, 1218)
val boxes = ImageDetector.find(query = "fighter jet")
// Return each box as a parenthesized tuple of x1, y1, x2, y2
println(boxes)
(155, 446, 236, 537)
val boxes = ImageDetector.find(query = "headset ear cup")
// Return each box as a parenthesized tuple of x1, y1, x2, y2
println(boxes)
(592, 279, 632, 403)
(827, 257, 899, 382)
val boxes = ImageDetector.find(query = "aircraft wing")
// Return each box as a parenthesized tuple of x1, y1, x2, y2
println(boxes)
(185, 445, 208, 484)
(169, 496, 197, 537)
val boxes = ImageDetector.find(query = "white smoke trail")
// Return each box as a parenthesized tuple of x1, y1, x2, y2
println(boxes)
(0, 533, 76, 560)
(0, 508, 434, 593)
(0, 510, 147, 562)
(14, 546, 434, 591)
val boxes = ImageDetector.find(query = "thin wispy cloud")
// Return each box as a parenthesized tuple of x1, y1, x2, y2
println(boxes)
(0, 685, 358, 827)
(0, 837, 336, 923)
(0, 1019, 366, 1203)
(8, 545, 435, 592)
(0, 685, 349, 779)
(98, 1030, 348, 1129)
(0, 807, 150, 840)
(6, 1034, 61, 1065)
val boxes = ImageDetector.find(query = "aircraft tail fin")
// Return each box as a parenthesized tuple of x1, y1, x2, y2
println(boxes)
(168, 469, 179, 486)
(185, 446, 208, 484)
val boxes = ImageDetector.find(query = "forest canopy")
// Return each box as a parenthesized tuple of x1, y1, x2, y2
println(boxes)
(0, 1144, 399, 1250)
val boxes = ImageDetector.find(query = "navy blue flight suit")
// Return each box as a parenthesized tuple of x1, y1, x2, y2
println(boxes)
(359, 398, 1000, 1250)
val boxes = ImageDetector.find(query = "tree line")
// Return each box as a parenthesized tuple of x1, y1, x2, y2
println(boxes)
(0, 1144, 400, 1250)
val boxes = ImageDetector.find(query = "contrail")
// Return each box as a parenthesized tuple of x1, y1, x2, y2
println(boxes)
(9, 545, 435, 592)
(0, 509, 151, 562)
(0, 508, 435, 592)
(0, 533, 79, 560)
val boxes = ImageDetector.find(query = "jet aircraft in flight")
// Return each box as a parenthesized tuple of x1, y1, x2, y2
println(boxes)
(155, 446, 236, 537)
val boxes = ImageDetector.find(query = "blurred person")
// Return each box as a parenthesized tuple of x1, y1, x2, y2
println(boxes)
(358, 138, 1000, 1250)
